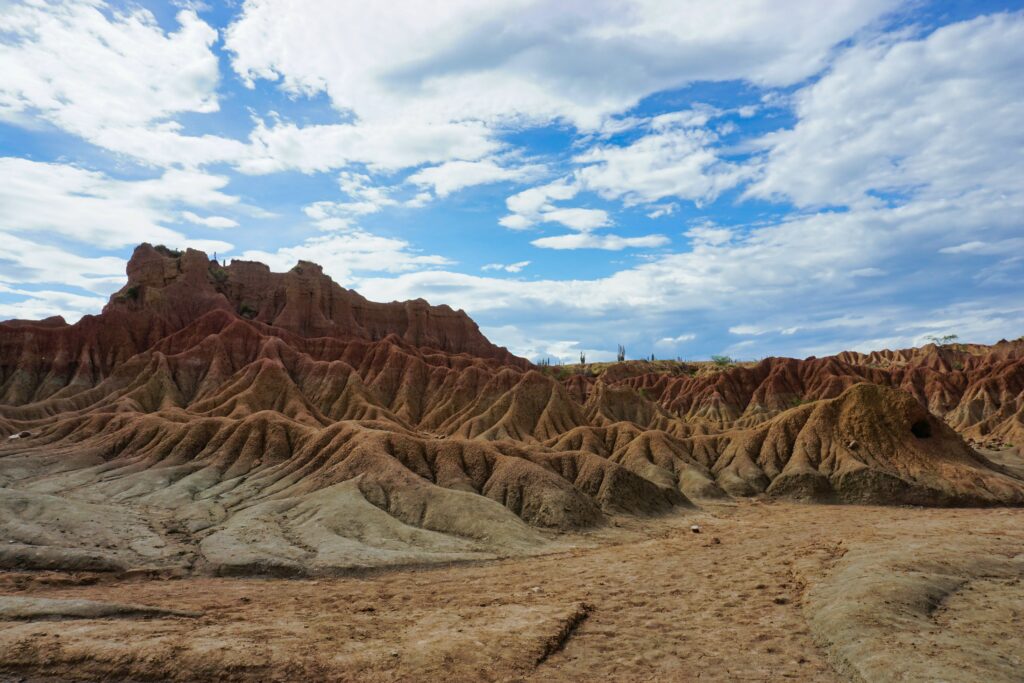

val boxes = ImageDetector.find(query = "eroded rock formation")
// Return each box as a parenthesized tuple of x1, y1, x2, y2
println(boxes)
(0, 244, 1021, 575)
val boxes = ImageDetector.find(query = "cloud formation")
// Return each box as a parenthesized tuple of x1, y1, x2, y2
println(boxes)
(0, 1, 1020, 358)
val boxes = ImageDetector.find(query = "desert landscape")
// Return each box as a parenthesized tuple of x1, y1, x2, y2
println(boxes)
(0, 245, 1021, 681)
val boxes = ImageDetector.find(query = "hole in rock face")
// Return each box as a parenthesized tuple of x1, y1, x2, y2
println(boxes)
(911, 419, 932, 439)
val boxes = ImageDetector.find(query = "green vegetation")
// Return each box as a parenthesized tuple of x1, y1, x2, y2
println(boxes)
(239, 303, 257, 319)
(711, 354, 734, 367)
(210, 265, 229, 284)
(116, 285, 140, 303)
(616, 344, 626, 362)
(153, 245, 182, 258)
(926, 333, 959, 346)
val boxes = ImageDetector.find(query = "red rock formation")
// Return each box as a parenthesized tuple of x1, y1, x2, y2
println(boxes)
(0, 244, 1021, 576)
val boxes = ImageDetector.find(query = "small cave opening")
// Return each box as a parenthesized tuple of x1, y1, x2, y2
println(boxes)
(911, 419, 932, 439)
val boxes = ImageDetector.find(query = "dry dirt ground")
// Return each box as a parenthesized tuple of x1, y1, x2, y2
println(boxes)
(1, 485, 1022, 683)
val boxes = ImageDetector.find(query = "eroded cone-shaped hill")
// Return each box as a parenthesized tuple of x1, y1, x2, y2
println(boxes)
(0, 244, 1021, 575)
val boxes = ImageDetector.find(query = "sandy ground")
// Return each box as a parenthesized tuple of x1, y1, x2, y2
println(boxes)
(1, 496, 1022, 682)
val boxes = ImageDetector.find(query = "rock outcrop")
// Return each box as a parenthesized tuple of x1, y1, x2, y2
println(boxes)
(0, 244, 1021, 575)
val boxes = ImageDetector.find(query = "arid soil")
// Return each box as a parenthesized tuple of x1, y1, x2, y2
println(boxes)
(1, 491, 1022, 682)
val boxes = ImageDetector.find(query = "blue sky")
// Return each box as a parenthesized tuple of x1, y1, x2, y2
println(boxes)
(1, 0, 1022, 362)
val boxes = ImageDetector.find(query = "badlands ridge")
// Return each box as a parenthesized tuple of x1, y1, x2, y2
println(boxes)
(1, 244, 1023, 576)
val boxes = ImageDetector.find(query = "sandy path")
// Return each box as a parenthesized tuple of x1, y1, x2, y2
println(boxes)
(1, 501, 1022, 682)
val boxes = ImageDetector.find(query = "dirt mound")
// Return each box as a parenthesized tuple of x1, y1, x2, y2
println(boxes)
(719, 383, 1024, 504)
(0, 596, 201, 621)
(0, 244, 1021, 575)
(805, 522, 1024, 683)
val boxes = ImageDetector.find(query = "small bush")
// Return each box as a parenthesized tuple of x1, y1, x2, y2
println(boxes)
(238, 303, 257, 319)
(117, 285, 140, 302)
(926, 333, 959, 347)
(711, 354, 734, 367)
(210, 266, 229, 284)
(154, 244, 182, 258)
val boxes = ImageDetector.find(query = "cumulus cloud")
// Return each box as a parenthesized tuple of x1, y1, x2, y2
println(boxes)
(531, 233, 668, 251)
(225, 0, 896, 129)
(240, 118, 500, 174)
(655, 333, 697, 346)
(181, 211, 239, 229)
(747, 13, 1024, 209)
(504, 180, 580, 224)
(0, 232, 125, 294)
(540, 208, 611, 231)
(574, 115, 751, 206)
(238, 232, 452, 286)
(407, 159, 545, 198)
(0, 158, 236, 249)
(939, 238, 1024, 256)
(302, 172, 404, 230)
(0, 283, 108, 324)
(0, 1, 246, 167)
(481, 325, 615, 363)
(685, 223, 733, 246)
(2, 3, 1021, 363)
(646, 203, 678, 219)
(482, 261, 531, 273)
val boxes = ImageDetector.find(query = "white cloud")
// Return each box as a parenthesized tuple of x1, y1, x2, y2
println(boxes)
(408, 159, 544, 198)
(240, 118, 500, 174)
(540, 208, 611, 231)
(940, 238, 1024, 256)
(501, 179, 616, 233)
(498, 214, 534, 231)
(302, 172, 402, 230)
(793, 302, 1024, 358)
(729, 325, 767, 336)
(0, 2, 244, 167)
(181, 211, 239, 229)
(685, 223, 733, 246)
(646, 203, 678, 219)
(225, 0, 896, 130)
(748, 13, 1024, 209)
(531, 232, 669, 251)
(359, 185, 1019, 318)
(482, 261, 531, 273)
(0, 232, 125, 294)
(0, 157, 236, 249)
(482, 325, 614, 363)
(655, 333, 696, 346)
(0, 283, 108, 324)
(505, 180, 580, 219)
(239, 232, 452, 286)
(575, 117, 750, 206)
